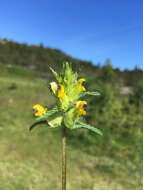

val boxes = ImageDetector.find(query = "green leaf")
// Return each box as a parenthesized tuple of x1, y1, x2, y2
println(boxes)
(49, 67, 62, 82)
(73, 122, 103, 136)
(35, 107, 58, 122)
(29, 120, 48, 131)
(79, 91, 100, 98)
(49, 67, 58, 79)
(86, 91, 100, 96)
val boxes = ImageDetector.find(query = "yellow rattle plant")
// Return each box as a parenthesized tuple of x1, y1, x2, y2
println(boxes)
(30, 62, 102, 190)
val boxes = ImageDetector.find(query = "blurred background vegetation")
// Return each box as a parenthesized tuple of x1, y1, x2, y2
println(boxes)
(0, 38, 143, 190)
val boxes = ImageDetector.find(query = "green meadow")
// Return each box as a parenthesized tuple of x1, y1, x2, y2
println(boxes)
(0, 63, 143, 190)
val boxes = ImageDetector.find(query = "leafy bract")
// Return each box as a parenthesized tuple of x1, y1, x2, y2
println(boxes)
(35, 107, 58, 122)
(48, 116, 63, 128)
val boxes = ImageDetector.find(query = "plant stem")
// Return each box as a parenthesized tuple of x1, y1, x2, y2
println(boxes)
(62, 126, 67, 190)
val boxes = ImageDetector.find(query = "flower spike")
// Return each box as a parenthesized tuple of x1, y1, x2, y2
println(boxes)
(30, 62, 102, 135)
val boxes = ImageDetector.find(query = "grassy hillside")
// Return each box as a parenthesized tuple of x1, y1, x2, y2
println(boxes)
(0, 63, 143, 190)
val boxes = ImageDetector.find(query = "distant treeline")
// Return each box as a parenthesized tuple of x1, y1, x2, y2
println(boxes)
(0, 38, 143, 86)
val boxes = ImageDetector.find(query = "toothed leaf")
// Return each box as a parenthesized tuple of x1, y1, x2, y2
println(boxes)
(73, 122, 102, 135)
(79, 91, 100, 98)
(50, 67, 58, 78)
(50, 67, 62, 82)
(29, 120, 48, 131)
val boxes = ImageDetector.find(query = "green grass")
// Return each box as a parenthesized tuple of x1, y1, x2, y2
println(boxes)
(0, 64, 143, 190)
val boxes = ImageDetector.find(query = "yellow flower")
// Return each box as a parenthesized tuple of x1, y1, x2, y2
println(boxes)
(33, 104, 47, 117)
(76, 100, 87, 116)
(76, 78, 86, 92)
(57, 85, 65, 100)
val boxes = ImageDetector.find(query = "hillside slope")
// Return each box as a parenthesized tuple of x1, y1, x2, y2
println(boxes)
(0, 64, 143, 190)
(0, 39, 97, 78)
(0, 38, 143, 86)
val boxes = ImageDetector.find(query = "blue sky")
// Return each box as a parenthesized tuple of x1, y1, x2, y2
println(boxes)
(0, 0, 143, 69)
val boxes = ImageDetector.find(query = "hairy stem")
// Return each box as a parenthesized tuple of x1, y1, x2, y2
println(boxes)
(62, 126, 67, 190)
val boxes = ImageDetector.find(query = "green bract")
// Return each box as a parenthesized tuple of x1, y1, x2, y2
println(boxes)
(30, 62, 102, 135)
